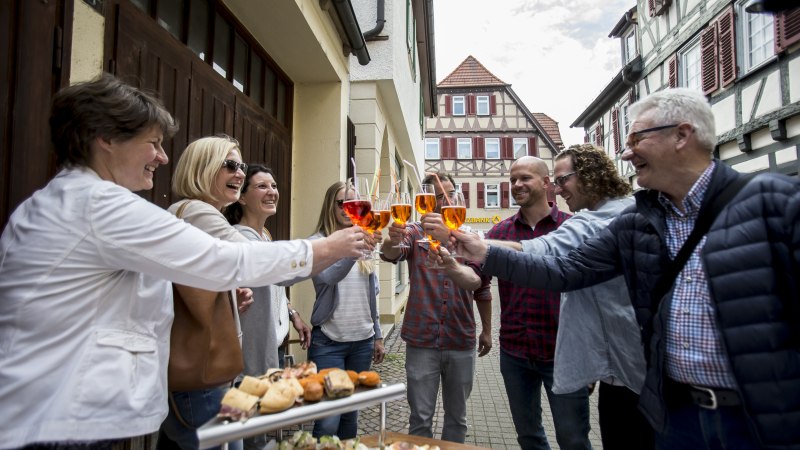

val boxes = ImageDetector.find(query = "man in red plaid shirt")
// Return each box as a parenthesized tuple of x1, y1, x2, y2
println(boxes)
(485, 156, 592, 450)
(382, 172, 492, 443)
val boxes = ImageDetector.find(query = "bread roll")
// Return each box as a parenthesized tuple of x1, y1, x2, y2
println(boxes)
(260, 379, 297, 414)
(239, 376, 271, 396)
(303, 380, 323, 402)
(357, 370, 381, 387)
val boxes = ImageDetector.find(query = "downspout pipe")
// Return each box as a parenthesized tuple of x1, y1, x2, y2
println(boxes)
(363, 0, 385, 40)
(332, 0, 371, 65)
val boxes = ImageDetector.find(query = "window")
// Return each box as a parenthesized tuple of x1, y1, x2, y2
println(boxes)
(452, 96, 466, 116)
(485, 138, 500, 159)
(485, 184, 499, 208)
(618, 103, 631, 154)
(513, 138, 528, 159)
(508, 183, 518, 207)
(457, 138, 472, 159)
(623, 29, 637, 64)
(680, 38, 702, 91)
(477, 96, 490, 115)
(425, 138, 440, 159)
(738, 1, 774, 72)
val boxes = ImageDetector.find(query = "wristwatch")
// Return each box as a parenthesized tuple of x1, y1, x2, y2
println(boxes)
(288, 308, 298, 319)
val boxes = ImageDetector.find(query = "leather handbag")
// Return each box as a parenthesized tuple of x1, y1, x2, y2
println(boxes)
(167, 201, 243, 391)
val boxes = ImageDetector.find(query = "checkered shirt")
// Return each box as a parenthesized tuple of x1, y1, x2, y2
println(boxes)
(485, 204, 571, 361)
(383, 222, 492, 351)
(659, 161, 737, 388)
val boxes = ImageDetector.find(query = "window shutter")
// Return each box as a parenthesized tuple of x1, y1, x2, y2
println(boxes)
(528, 136, 538, 157)
(444, 95, 452, 116)
(501, 182, 510, 208)
(501, 137, 513, 159)
(775, 8, 800, 54)
(441, 137, 455, 159)
(717, 7, 736, 88)
(489, 95, 497, 115)
(629, 88, 636, 104)
(584, 133, 589, 143)
(595, 124, 603, 147)
(668, 54, 678, 88)
(701, 22, 719, 95)
(473, 136, 485, 159)
(611, 108, 620, 154)
(462, 182, 470, 208)
(467, 94, 476, 116)
(477, 182, 485, 208)
(648, 0, 656, 17)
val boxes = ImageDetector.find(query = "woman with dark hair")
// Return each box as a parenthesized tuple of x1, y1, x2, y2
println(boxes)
(0, 74, 369, 449)
(224, 164, 311, 450)
(306, 181, 386, 440)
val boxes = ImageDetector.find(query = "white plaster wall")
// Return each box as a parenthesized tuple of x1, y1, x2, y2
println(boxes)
(741, 81, 760, 121)
(70, 0, 104, 84)
(790, 56, 800, 103)
(732, 155, 769, 173)
(713, 94, 736, 135)
(755, 71, 782, 118)
(775, 146, 798, 166)
(718, 140, 740, 161)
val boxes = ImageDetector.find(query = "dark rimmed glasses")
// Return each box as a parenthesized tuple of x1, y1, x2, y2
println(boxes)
(619, 124, 679, 154)
(553, 172, 576, 187)
(222, 159, 247, 173)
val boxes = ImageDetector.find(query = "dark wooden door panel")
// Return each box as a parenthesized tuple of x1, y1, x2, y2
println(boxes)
(188, 61, 235, 143)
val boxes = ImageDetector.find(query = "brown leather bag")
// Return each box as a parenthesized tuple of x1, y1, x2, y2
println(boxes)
(167, 201, 244, 391)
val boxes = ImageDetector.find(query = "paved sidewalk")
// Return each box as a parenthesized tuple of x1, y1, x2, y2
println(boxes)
(358, 281, 603, 449)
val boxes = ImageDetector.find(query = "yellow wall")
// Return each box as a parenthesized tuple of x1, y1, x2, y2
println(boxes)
(70, 0, 104, 84)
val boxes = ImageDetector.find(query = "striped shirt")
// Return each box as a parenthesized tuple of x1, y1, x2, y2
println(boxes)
(321, 263, 375, 342)
(659, 161, 737, 388)
(383, 222, 492, 351)
(485, 204, 570, 361)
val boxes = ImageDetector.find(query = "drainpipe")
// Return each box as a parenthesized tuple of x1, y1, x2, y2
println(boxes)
(363, 0, 386, 40)
(332, 0, 371, 65)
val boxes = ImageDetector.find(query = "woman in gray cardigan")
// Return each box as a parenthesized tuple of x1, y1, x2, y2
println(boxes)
(307, 181, 385, 439)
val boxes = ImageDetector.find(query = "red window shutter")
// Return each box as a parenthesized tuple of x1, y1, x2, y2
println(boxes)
(442, 137, 455, 159)
(648, 0, 656, 17)
(467, 94, 476, 116)
(477, 182, 485, 208)
(473, 137, 485, 159)
(701, 22, 719, 95)
(444, 95, 452, 116)
(775, 8, 800, 53)
(489, 95, 497, 115)
(500, 182, 510, 208)
(528, 136, 538, 157)
(462, 183, 470, 208)
(501, 137, 513, 159)
(718, 7, 736, 87)
(595, 124, 603, 147)
(668, 54, 678, 88)
(611, 108, 620, 153)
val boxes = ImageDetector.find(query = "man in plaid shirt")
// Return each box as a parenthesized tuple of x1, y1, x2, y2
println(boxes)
(382, 172, 492, 443)
(485, 156, 592, 450)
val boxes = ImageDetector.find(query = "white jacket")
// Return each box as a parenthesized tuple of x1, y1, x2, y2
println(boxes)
(0, 168, 313, 447)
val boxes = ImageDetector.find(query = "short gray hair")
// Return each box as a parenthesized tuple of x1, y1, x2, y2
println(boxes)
(629, 88, 716, 152)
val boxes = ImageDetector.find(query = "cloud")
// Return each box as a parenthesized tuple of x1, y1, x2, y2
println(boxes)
(434, 0, 633, 145)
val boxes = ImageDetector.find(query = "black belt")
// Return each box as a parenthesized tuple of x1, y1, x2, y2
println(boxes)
(667, 379, 741, 409)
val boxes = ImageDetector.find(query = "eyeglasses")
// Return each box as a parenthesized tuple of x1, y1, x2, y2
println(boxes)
(222, 159, 247, 173)
(552, 172, 576, 187)
(620, 124, 679, 154)
(335, 199, 345, 208)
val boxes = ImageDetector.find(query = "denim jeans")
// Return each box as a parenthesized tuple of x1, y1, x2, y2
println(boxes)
(500, 349, 592, 450)
(157, 387, 243, 450)
(655, 400, 760, 450)
(405, 345, 475, 443)
(307, 327, 374, 439)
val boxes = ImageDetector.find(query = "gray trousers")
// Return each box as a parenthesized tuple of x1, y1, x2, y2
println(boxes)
(405, 345, 476, 443)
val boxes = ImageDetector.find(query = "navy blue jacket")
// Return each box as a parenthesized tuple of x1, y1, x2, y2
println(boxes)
(483, 162, 800, 449)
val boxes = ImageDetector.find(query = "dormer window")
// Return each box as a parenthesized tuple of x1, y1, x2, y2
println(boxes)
(452, 96, 465, 116)
(623, 29, 637, 64)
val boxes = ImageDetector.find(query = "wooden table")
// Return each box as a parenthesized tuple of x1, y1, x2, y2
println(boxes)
(360, 432, 492, 450)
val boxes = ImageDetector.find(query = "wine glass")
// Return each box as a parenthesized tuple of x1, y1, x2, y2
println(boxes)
(415, 184, 436, 244)
(441, 190, 467, 257)
(390, 192, 412, 249)
(365, 194, 391, 259)
(343, 178, 373, 260)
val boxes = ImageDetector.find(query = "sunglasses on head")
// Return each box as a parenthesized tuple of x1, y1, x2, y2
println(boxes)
(222, 159, 247, 173)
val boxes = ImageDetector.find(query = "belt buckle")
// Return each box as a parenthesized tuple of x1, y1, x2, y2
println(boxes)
(693, 385, 718, 410)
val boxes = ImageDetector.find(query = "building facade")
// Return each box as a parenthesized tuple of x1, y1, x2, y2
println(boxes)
(424, 56, 565, 232)
(572, 1, 800, 187)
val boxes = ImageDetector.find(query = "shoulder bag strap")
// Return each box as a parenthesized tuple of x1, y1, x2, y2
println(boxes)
(174, 199, 192, 219)
(650, 175, 752, 308)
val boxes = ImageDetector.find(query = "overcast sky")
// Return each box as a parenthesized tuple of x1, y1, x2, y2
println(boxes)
(433, 0, 633, 146)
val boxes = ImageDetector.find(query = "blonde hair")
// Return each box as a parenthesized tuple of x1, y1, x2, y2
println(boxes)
(173, 135, 241, 202)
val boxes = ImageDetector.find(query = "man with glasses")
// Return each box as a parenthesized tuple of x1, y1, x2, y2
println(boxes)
(453, 88, 800, 449)
(482, 156, 589, 450)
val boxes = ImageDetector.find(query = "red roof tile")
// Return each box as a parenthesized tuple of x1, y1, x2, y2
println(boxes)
(438, 55, 507, 87)
(533, 113, 563, 147)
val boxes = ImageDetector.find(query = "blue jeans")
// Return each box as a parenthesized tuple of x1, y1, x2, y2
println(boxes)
(500, 350, 592, 450)
(157, 387, 243, 450)
(405, 345, 475, 443)
(307, 327, 374, 439)
(656, 399, 760, 450)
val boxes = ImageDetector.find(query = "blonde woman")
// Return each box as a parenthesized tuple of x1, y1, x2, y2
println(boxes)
(307, 181, 386, 439)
